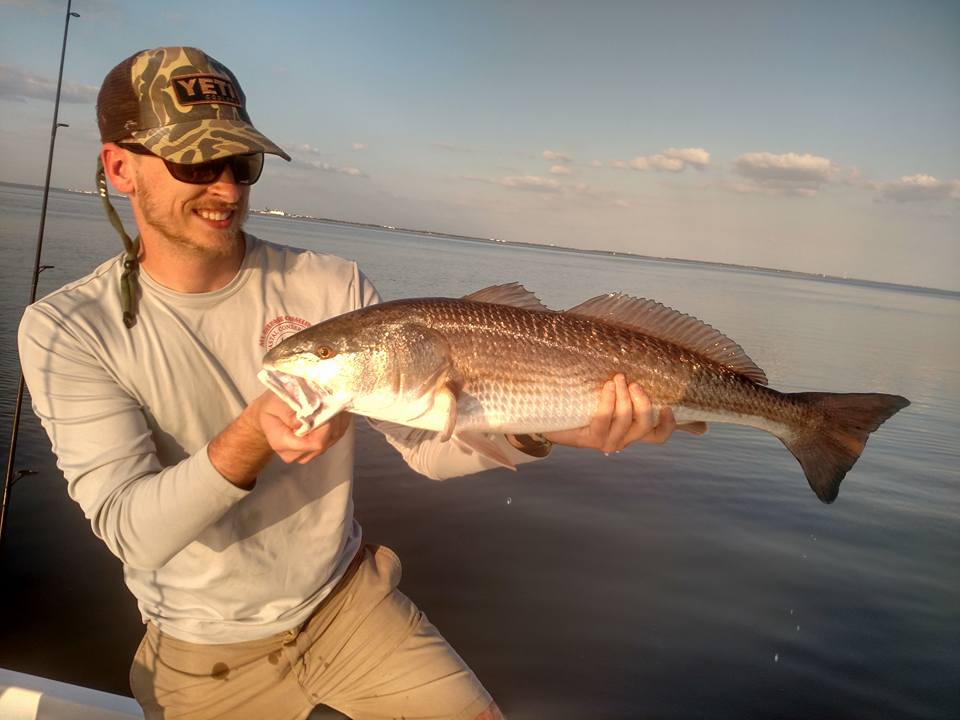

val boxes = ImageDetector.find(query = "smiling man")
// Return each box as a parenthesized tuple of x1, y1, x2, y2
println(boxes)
(18, 46, 677, 720)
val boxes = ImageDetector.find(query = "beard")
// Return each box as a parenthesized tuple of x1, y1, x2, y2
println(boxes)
(135, 172, 250, 260)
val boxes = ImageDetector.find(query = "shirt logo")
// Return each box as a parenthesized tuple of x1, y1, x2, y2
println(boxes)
(172, 74, 243, 107)
(260, 315, 310, 350)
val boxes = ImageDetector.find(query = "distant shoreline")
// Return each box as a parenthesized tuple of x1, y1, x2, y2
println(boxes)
(3, 180, 957, 298)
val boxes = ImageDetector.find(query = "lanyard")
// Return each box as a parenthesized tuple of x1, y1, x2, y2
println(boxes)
(96, 155, 140, 329)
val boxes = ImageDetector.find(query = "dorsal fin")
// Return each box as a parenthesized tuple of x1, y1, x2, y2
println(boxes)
(463, 283, 552, 311)
(565, 293, 768, 385)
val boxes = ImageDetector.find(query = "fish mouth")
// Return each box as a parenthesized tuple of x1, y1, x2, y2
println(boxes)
(257, 368, 330, 436)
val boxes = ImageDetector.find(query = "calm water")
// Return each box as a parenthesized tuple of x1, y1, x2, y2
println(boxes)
(1, 184, 957, 719)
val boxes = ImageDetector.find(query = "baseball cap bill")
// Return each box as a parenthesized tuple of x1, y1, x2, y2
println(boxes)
(97, 46, 290, 164)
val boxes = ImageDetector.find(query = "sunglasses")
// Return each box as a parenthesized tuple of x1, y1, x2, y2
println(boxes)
(121, 144, 264, 185)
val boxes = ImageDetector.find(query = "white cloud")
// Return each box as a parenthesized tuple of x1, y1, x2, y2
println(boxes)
(663, 147, 710, 169)
(590, 160, 604, 168)
(433, 141, 477, 153)
(543, 149, 572, 163)
(0, 64, 98, 103)
(622, 147, 711, 173)
(550, 164, 573, 176)
(735, 152, 834, 183)
(289, 143, 325, 156)
(630, 154, 684, 172)
(498, 175, 562, 192)
(733, 151, 836, 195)
(875, 174, 960, 203)
(352, 143, 367, 151)
(724, 181, 818, 197)
(311, 162, 365, 177)
(288, 146, 366, 177)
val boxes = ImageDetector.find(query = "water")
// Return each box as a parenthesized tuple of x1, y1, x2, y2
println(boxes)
(1, 184, 957, 719)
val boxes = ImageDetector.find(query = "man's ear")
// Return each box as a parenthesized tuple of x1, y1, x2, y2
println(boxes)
(101, 143, 136, 194)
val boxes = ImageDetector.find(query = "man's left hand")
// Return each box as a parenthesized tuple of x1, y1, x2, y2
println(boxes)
(545, 374, 677, 453)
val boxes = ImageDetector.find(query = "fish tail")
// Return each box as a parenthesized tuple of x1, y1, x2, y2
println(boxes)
(782, 392, 910, 503)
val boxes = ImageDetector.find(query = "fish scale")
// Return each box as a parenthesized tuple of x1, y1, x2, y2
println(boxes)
(260, 284, 909, 503)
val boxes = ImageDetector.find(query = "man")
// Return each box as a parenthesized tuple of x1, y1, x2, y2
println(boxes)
(18, 47, 677, 720)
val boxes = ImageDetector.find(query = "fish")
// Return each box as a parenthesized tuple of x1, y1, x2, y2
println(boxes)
(259, 283, 909, 503)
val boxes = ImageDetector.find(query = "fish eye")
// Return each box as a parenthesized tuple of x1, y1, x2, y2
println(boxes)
(315, 345, 335, 360)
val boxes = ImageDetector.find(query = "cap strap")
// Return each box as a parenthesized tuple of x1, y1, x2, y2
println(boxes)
(96, 155, 141, 329)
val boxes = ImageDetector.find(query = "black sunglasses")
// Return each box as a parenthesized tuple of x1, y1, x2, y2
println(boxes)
(121, 144, 264, 185)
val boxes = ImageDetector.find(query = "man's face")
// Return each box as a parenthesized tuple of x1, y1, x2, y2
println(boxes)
(128, 151, 250, 259)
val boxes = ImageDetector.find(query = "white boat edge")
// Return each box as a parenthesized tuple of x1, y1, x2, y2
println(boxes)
(0, 667, 348, 718)
(0, 667, 143, 720)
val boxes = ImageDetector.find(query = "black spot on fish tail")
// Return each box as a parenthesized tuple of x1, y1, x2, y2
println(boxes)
(782, 392, 910, 503)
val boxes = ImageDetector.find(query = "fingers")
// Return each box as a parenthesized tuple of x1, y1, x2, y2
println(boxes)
(587, 376, 618, 442)
(633, 406, 677, 445)
(289, 412, 350, 463)
(600, 376, 676, 451)
(259, 395, 351, 464)
(606, 375, 634, 449)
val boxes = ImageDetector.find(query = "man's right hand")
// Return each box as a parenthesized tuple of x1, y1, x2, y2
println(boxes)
(209, 391, 350, 489)
(254, 391, 351, 464)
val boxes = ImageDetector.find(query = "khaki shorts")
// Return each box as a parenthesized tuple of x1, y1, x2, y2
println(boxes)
(130, 544, 493, 720)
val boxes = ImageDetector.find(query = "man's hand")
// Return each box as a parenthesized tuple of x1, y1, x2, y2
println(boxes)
(545, 374, 678, 453)
(255, 391, 351, 464)
(209, 391, 350, 489)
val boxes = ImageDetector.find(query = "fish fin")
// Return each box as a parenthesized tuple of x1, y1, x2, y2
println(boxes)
(426, 384, 459, 441)
(396, 359, 460, 439)
(565, 294, 768, 385)
(453, 432, 518, 470)
(781, 392, 909, 503)
(463, 283, 552, 311)
(676, 421, 708, 435)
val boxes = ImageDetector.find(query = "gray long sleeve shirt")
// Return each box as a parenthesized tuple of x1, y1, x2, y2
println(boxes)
(18, 234, 535, 644)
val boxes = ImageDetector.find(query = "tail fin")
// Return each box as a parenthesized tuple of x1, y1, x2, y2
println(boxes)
(782, 393, 910, 503)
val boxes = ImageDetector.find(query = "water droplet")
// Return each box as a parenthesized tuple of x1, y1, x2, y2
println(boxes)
(789, 609, 794, 615)
(796, 625, 800, 632)
(506, 497, 512, 505)
(774, 653, 779, 663)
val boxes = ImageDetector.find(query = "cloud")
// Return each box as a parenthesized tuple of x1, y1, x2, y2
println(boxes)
(875, 174, 960, 203)
(0, 64, 98, 103)
(352, 143, 366, 151)
(735, 152, 834, 182)
(630, 154, 684, 172)
(286, 144, 366, 177)
(724, 181, 818, 198)
(497, 175, 562, 192)
(550, 164, 573, 176)
(622, 147, 711, 173)
(309, 162, 365, 177)
(733, 151, 836, 195)
(590, 160, 604, 168)
(433, 141, 477, 153)
(662, 147, 710, 169)
(289, 143, 325, 156)
(543, 149, 572, 163)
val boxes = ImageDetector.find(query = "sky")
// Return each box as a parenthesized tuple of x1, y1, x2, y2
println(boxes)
(1, 0, 958, 291)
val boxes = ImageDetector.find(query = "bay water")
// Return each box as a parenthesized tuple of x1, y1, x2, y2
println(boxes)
(0, 184, 957, 718)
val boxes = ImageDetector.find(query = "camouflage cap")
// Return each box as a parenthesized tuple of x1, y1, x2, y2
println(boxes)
(97, 46, 291, 164)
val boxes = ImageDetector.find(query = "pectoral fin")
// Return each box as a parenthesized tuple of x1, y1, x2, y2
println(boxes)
(676, 421, 708, 435)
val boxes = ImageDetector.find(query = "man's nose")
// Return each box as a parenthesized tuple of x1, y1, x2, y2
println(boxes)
(207, 163, 243, 202)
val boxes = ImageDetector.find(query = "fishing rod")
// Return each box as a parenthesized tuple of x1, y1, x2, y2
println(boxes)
(1, 0, 80, 552)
